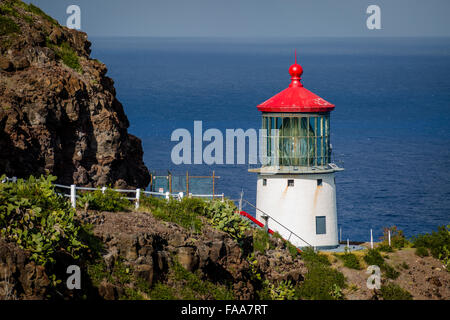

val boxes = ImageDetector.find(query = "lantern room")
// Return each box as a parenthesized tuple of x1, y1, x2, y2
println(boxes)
(257, 55, 336, 170)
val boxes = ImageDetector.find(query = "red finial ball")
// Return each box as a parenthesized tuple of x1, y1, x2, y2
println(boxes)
(289, 63, 303, 78)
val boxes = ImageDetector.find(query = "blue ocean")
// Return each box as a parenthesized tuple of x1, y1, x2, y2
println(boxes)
(90, 37, 450, 242)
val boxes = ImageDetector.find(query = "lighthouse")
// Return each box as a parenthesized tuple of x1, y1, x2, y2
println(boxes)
(249, 55, 343, 249)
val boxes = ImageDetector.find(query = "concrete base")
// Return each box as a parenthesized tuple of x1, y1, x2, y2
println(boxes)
(255, 172, 339, 248)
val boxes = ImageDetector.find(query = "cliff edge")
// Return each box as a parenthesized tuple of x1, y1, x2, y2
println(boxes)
(0, 0, 149, 188)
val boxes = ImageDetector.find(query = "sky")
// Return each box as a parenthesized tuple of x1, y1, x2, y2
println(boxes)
(25, 0, 450, 37)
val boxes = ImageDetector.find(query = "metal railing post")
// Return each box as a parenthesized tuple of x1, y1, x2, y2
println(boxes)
(135, 188, 141, 210)
(70, 184, 76, 208)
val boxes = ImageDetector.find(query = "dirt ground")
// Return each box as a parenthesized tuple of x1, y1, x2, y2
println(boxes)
(322, 243, 450, 300)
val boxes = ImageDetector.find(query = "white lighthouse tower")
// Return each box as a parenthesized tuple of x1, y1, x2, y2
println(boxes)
(250, 55, 343, 249)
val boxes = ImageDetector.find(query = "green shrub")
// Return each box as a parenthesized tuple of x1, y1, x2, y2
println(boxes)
(412, 225, 449, 270)
(415, 246, 429, 258)
(295, 262, 345, 300)
(77, 188, 131, 212)
(380, 226, 409, 249)
(172, 262, 234, 300)
(363, 249, 399, 279)
(300, 247, 330, 266)
(253, 228, 271, 254)
(363, 249, 385, 267)
(140, 196, 203, 233)
(377, 244, 394, 252)
(296, 247, 344, 300)
(0, 175, 89, 266)
(55, 42, 82, 72)
(266, 280, 296, 300)
(380, 283, 412, 300)
(148, 283, 177, 300)
(204, 200, 251, 241)
(383, 264, 400, 280)
(400, 262, 409, 269)
(0, 15, 20, 36)
(336, 252, 361, 270)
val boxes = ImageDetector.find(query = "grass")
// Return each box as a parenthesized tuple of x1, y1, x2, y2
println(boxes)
(140, 196, 204, 233)
(0, 15, 20, 36)
(171, 262, 234, 300)
(26, 2, 58, 25)
(296, 247, 345, 300)
(415, 247, 429, 258)
(77, 188, 131, 212)
(380, 283, 413, 300)
(54, 42, 82, 72)
(253, 228, 272, 254)
(335, 252, 361, 270)
(363, 249, 399, 279)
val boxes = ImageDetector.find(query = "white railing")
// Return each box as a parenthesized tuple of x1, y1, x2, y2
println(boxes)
(3, 177, 224, 209)
(56, 184, 225, 209)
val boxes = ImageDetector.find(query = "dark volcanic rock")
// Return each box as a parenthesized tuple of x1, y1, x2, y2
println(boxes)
(83, 210, 307, 300)
(0, 0, 149, 188)
(0, 239, 50, 299)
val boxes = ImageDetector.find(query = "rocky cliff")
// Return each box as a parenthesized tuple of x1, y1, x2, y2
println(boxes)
(0, 0, 149, 188)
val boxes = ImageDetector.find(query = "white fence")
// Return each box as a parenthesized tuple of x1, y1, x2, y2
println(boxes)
(52, 183, 224, 209)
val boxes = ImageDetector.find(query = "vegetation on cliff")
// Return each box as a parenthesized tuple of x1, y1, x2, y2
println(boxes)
(1, 175, 449, 300)
(0, 175, 91, 266)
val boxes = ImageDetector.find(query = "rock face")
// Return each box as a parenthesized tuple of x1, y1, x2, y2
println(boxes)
(0, 239, 50, 300)
(83, 210, 307, 300)
(0, 1, 149, 188)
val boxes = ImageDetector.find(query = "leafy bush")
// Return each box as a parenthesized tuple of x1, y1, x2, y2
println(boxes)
(148, 283, 177, 300)
(0, 15, 20, 36)
(253, 228, 271, 254)
(204, 200, 250, 241)
(77, 188, 131, 212)
(363, 249, 385, 267)
(415, 246, 429, 258)
(172, 262, 234, 300)
(412, 225, 449, 270)
(377, 244, 394, 252)
(300, 247, 330, 266)
(266, 280, 296, 300)
(54, 42, 82, 72)
(380, 226, 409, 249)
(383, 264, 400, 280)
(296, 247, 345, 300)
(295, 262, 345, 300)
(400, 262, 409, 270)
(363, 249, 399, 279)
(380, 283, 412, 300)
(140, 196, 203, 233)
(0, 175, 88, 266)
(336, 252, 361, 270)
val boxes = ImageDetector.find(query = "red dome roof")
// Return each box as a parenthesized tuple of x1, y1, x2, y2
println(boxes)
(257, 56, 335, 113)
